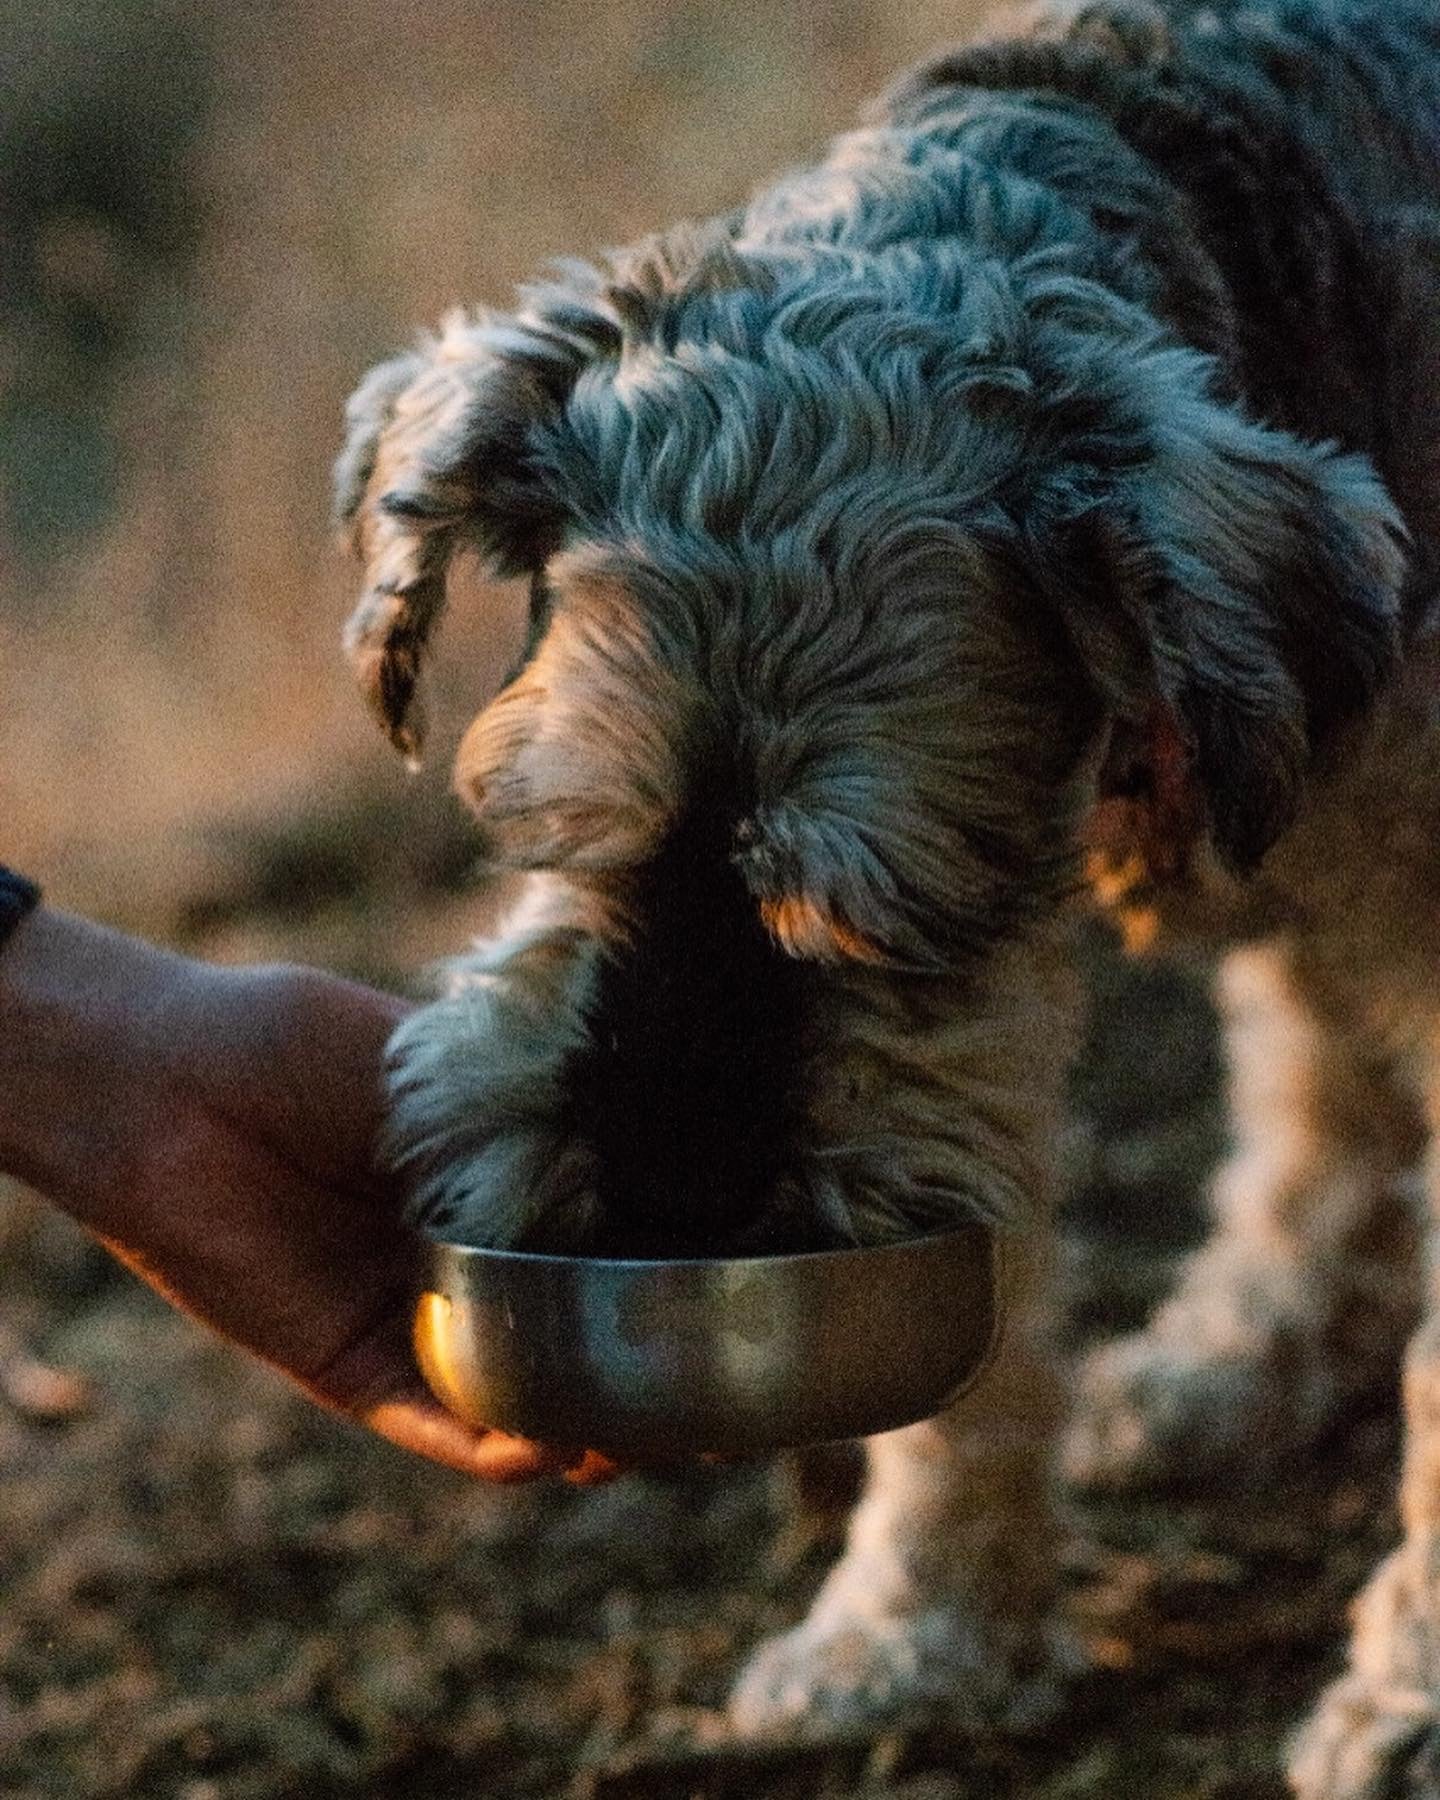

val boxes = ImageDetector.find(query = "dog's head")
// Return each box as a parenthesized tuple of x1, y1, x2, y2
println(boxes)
(339, 230, 1404, 1253)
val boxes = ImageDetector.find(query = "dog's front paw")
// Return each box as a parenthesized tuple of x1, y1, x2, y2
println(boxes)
(1288, 1545, 1440, 1800)
(1289, 1675, 1440, 1800)
(728, 1601, 1073, 1739)
(1062, 1329, 1240, 1493)
(1061, 1318, 1327, 1495)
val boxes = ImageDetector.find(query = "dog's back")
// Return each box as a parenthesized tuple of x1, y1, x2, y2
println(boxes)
(894, 3, 1440, 206)
(886, 2, 1440, 542)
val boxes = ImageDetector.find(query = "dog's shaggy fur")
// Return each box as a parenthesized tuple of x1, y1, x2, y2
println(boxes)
(337, 3, 1440, 1790)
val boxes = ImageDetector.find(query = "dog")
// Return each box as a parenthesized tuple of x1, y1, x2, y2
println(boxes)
(335, 3, 1440, 1791)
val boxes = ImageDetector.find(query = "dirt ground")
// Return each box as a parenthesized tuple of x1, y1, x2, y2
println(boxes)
(0, 932, 1405, 1800)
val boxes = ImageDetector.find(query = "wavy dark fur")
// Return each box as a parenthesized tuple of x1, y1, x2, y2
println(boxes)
(889, 0, 1440, 572)
(338, 0, 1429, 1261)
(338, 4, 1440, 1775)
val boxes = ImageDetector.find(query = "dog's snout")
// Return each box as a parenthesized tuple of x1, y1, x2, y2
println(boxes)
(569, 807, 813, 1254)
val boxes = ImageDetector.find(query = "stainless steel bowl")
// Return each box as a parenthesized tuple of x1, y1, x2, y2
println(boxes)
(413, 1223, 999, 1458)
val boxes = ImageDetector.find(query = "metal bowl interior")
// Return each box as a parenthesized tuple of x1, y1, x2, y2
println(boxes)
(414, 1223, 1000, 1459)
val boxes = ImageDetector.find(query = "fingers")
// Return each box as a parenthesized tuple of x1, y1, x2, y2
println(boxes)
(366, 1394, 625, 1485)
(309, 1297, 631, 1487)
(362, 1392, 576, 1483)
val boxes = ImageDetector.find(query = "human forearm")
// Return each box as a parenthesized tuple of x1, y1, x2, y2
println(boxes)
(0, 906, 200, 1223)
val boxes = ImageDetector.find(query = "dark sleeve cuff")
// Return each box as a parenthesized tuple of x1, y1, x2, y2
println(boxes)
(0, 868, 41, 953)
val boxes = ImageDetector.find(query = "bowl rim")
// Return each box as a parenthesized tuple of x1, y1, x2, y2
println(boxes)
(422, 1216, 996, 1276)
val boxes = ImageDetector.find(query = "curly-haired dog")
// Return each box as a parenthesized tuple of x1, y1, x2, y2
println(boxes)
(337, 2, 1440, 1790)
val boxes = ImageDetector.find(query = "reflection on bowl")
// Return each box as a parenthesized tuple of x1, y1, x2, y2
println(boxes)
(414, 1223, 999, 1458)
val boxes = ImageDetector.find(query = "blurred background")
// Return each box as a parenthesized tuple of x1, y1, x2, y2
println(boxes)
(0, 4, 1391, 1796)
(1, 0, 1002, 960)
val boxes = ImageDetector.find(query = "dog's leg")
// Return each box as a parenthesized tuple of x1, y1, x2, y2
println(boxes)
(730, 1230, 1077, 1735)
(1288, 1114, 1440, 1799)
(1288, 1474, 1440, 1796)
(1065, 939, 1421, 1494)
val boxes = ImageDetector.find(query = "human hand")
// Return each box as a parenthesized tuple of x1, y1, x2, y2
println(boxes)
(0, 909, 620, 1484)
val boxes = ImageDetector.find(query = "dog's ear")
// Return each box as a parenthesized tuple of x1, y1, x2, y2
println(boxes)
(1047, 399, 1406, 871)
(337, 298, 619, 762)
